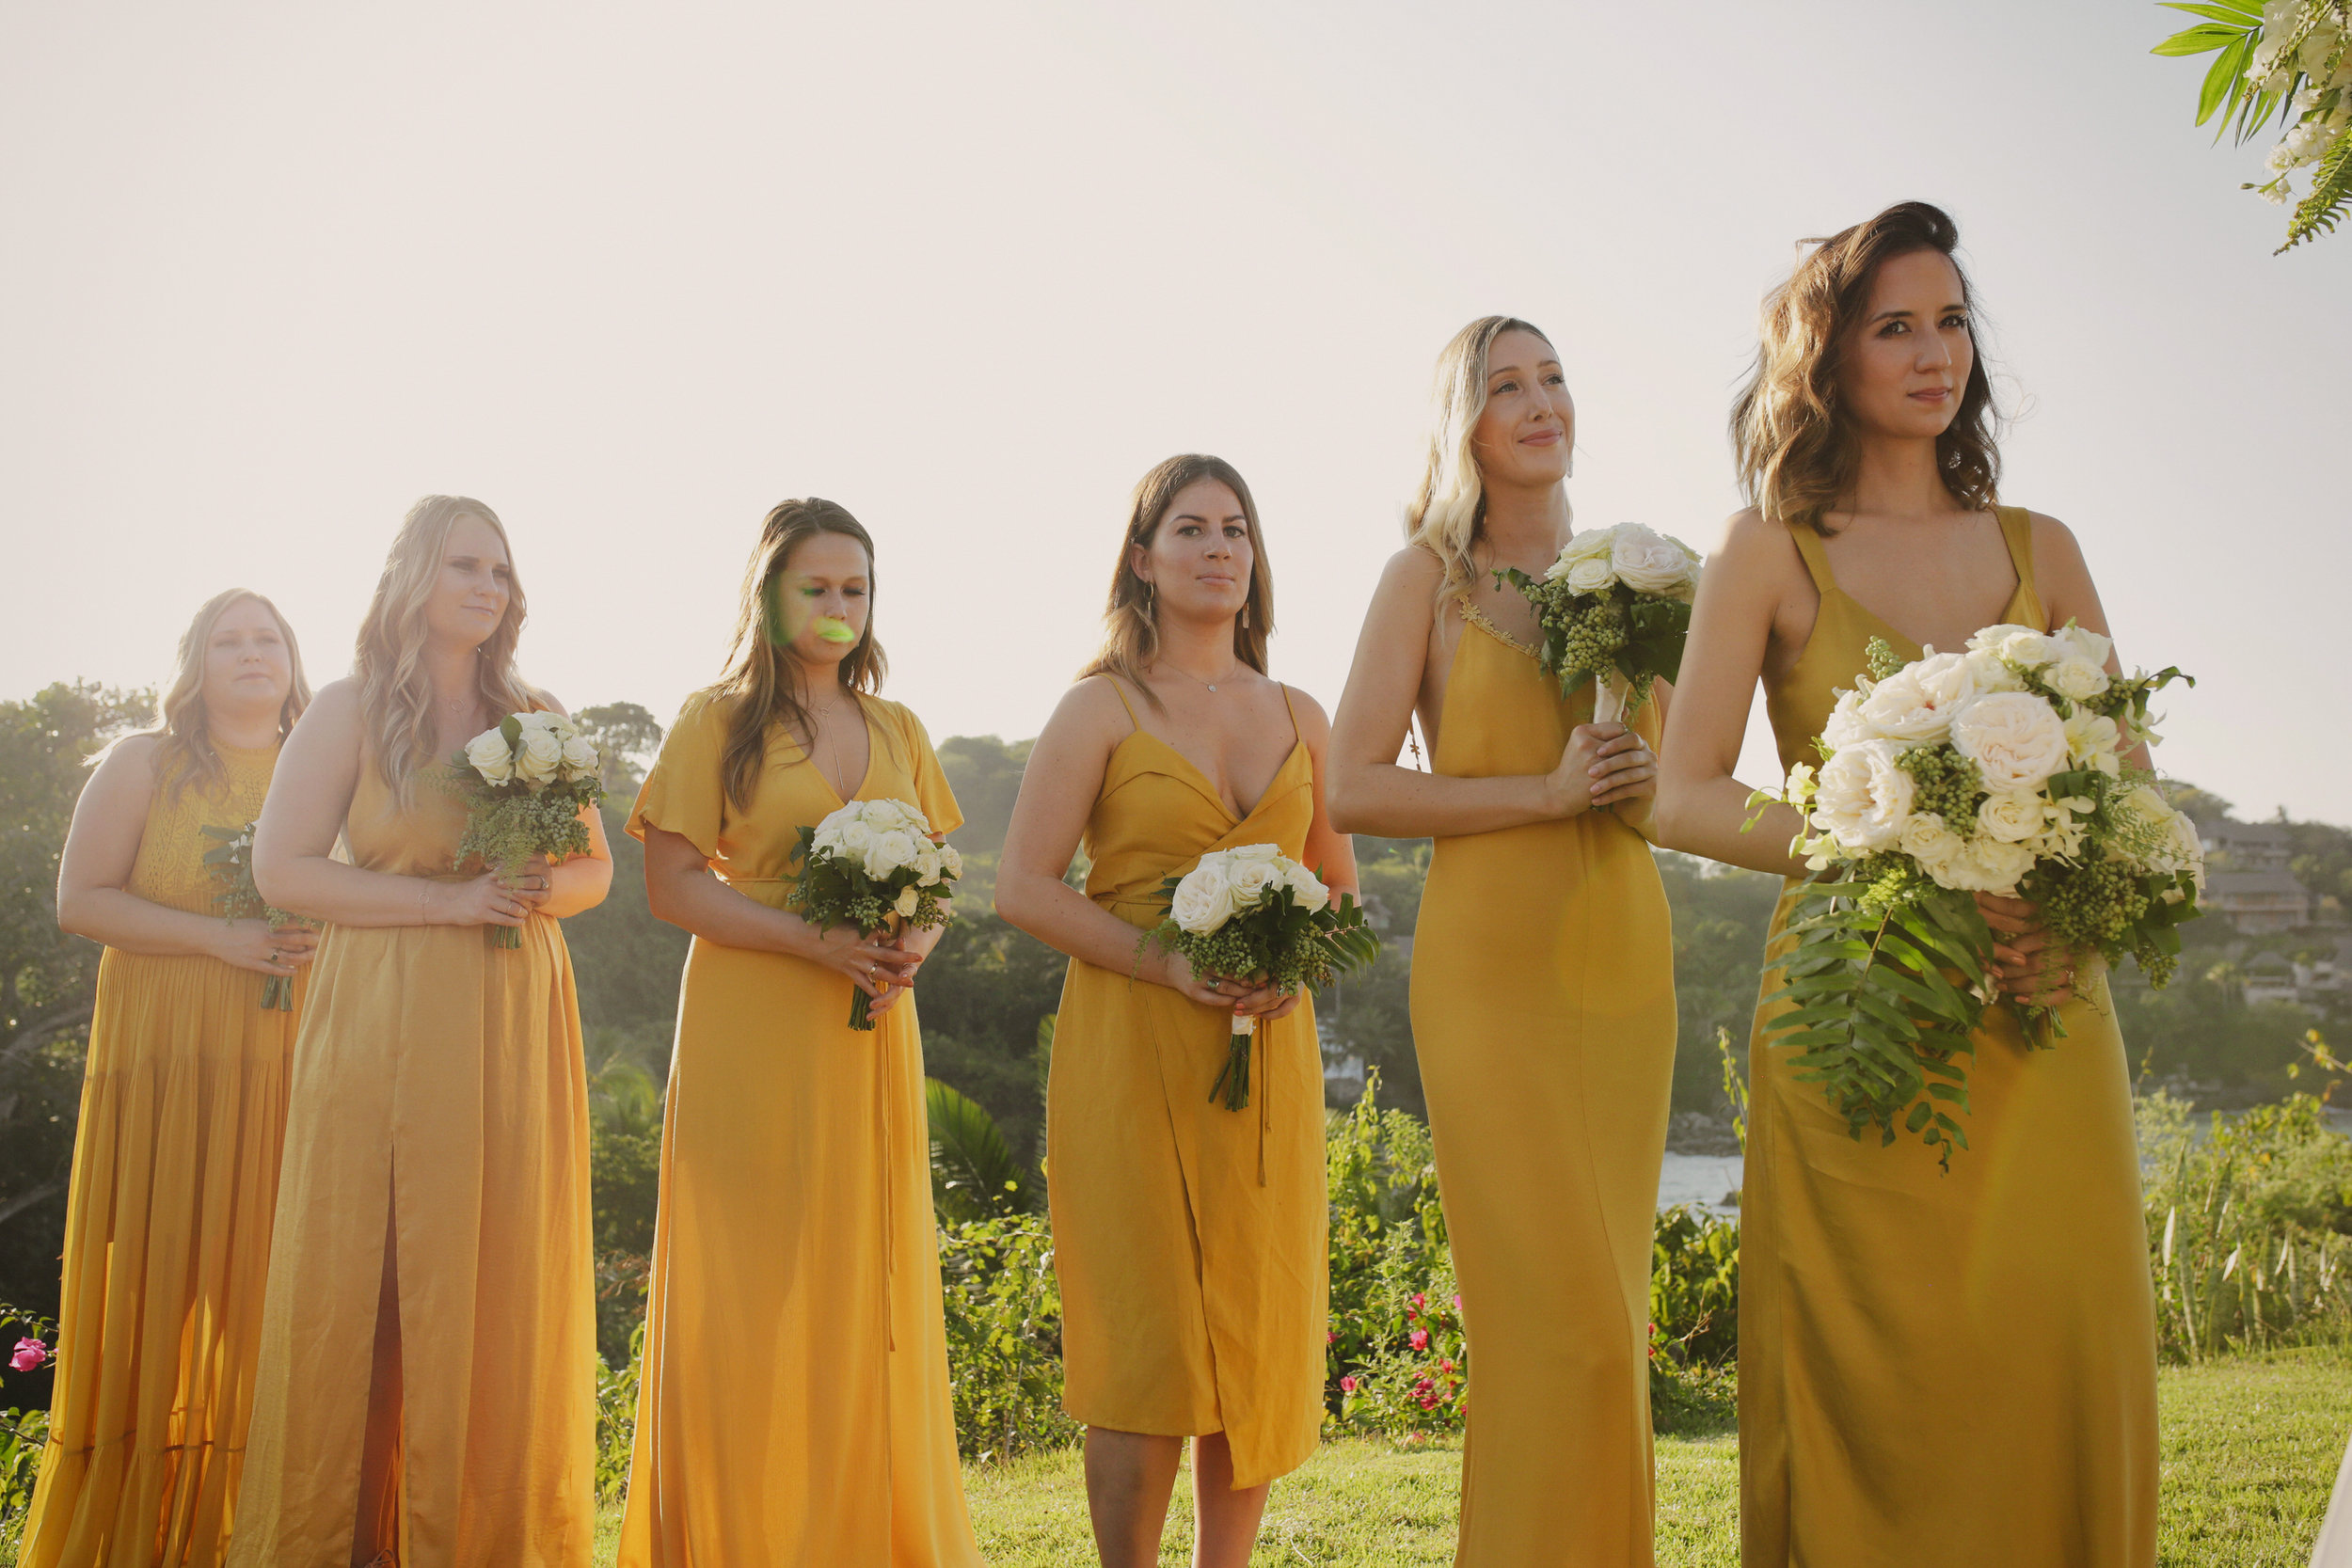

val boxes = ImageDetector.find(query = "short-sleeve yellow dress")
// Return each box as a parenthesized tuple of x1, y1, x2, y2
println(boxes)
(22, 743, 300, 1568)
(226, 755, 598, 1568)
(615, 691, 981, 1568)
(1408, 598, 1677, 1566)
(1740, 510, 2156, 1567)
(1046, 679, 1328, 1491)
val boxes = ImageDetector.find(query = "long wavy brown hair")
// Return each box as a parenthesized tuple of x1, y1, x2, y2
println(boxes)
(355, 495, 541, 800)
(706, 499, 889, 813)
(1731, 200, 2001, 536)
(1079, 453, 1273, 711)
(1405, 315, 1559, 594)
(142, 588, 312, 803)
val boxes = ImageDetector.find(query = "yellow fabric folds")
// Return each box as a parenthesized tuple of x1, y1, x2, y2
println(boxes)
(1408, 610, 1677, 1566)
(1046, 691, 1328, 1491)
(22, 744, 298, 1568)
(615, 693, 981, 1568)
(1740, 509, 2157, 1566)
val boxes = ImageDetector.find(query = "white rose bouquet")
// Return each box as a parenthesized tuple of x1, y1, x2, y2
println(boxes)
(444, 711, 608, 949)
(1752, 627, 2200, 1165)
(1145, 845, 1378, 1111)
(1495, 522, 1702, 721)
(199, 819, 310, 1010)
(787, 796, 961, 1030)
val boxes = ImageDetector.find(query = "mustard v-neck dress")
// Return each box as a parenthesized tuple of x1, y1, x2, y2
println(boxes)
(1047, 679, 1328, 1490)
(227, 757, 598, 1568)
(616, 692, 980, 1568)
(1409, 599, 1677, 1567)
(1741, 509, 2157, 1567)
(22, 744, 299, 1568)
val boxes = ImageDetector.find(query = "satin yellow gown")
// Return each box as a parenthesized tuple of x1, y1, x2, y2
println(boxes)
(1741, 510, 2157, 1567)
(616, 693, 980, 1568)
(226, 757, 598, 1568)
(21, 744, 300, 1568)
(1408, 598, 1677, 1567)
(1047, 679, 1327, 1490)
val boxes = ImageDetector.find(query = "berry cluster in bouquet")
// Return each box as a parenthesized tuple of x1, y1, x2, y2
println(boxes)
(1146, 845, 1379, 1111)
(444, 711, 608, 949)
(199, 820, 311, 1010)
(1754, 624, 2201, 1165)
(1495, 522, 1703, 721)
(788, 797, 961, 1030)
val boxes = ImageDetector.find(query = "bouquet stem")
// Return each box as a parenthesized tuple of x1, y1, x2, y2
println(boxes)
(261, 975, 294, 1011)
(1592, 673, 1631, 725)
(1210, 1020, 1253, 1111)
(488, 924, 522, 951)
(848, 986, 877, 1032)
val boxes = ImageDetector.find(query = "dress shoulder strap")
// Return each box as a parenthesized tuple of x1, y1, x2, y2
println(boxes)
(1786, 522, 1839, 596)
(1101, 674, 1140, 731)
(1278, 681, 1301, 744)
(1994, 505, 2037, 596)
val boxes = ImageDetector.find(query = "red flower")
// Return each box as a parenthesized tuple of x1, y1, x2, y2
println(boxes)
(1408, 1328, 1429, 1352)
(1340, 1374, 1359, 1394)
(1441, 1358, 1455, 1373)
(1327, 1329, 1338, 1343)
(1411, 1291, 1426, 1312)
(10, 1338, 47, 1373)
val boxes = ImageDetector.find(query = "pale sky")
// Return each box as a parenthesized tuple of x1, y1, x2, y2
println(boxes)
(3, 1, 2344, 821)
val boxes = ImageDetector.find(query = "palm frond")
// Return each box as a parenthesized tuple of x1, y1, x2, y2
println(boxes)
(2279, 131, 2352, 251)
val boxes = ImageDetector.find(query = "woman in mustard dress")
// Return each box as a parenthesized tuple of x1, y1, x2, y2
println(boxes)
(618, 499, 980, 1567)
(1328, 318, 1673, 1566)
(1656, 202, 2157, 1566)
(23, 590, 314, 1568)
(230, 496, 612, 1568)
(998, 454, 1356, 1568)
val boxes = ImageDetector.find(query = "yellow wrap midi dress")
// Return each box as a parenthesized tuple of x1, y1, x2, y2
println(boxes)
(1740, 510, 2157, 1567)
(1408, 597, 1677, 1567)
(1047, 680, 1328, 1491)
(616, 692, 981, 1568)
(226, 756, 598, 1568)
(22, 743, 300, 1568)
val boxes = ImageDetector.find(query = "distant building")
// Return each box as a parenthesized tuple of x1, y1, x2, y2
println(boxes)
(2201, 818, 2314, 933)
(2202, 819, 2296, 873)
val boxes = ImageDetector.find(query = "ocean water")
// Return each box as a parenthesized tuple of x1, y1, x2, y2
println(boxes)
(1658, 1150, 1742, 1216)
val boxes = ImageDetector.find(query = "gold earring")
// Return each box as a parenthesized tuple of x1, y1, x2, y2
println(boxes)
(1239, 602, 1250, 629)
(1143, 581, 1154, 615)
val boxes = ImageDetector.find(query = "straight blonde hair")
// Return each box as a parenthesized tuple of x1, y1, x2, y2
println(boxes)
(140, 588, 311, 803)
(1405, 315, 1560, 594)
(1079, 453, 1273, 711)
(355, 495, 540, 800)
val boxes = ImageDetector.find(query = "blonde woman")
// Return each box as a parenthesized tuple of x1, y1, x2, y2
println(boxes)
(21, 591, 311, 1568)
(1327, 321, 1672, 1566)
(998, 455, 1355, 1568)
(618, 499, 980, 1567)
(1656, 200, 2156, 1565)
(227, 497, 611, 1568)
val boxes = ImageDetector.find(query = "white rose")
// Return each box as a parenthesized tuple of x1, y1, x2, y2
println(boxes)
(1227, 857, 1279, 907)
(1963, 646, 2026, 693)
(1227, 843, 1282, 863)
(864, 829, 919, 879)
(1899, 812, 1966, 878)
(1977, 790, 2045, 844)
(1936, 835, 2034, 895)
(894, 885, 922, 919)
(1544, 529, 1614, 582)
(1857, 652, 1976, 743)
(464, 728, 516, 785)
(2043, 657, 2110, 704)
(1564, 555, 1615, 595)
(860, 799, 911, 832)
(811, 824, 844, 854)
(560, 735, 600, 777)
(514, 725, 563, 784)
(2049, 623, 2113, 669)
(912, 843, 944, 885)
(1608, 524, 1701, 600)
(1810, 738, 1915, 852)
(514, 709, 560, 733)
(1820, 689, 1875, 752)
(833, 820, 875, 863)
(1949, 692, 2070, 794)
(1171, 860, 1236, 934)
(1283, 861, 1330, 912)
(938, 842, 963, 879)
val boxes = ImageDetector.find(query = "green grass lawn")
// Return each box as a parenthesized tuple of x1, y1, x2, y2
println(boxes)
(587, 1345, 2348, 1565)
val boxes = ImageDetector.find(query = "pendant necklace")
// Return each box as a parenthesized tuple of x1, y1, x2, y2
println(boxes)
(1160, 659, 1241, 695)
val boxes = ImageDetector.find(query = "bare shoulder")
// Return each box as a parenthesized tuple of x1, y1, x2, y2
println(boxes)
(1375, 545, 1446, 598)
(2024, 510, 2089, 571)
(90, 730, 162, 788)
(1047, 674, 1136, 741)
(1714, 508, 1804, 573)
(533, 689, 571, 719)
(300, 677, 365, 726)
(1279, 684, 1333, 742)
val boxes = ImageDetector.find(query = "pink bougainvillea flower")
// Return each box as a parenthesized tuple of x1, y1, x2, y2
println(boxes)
(10, 1338, 48, 1372)
(1326, 1329, 1337, 1343)
(1412, 1291, 1426, 1312)
(1408, 1328, 1429, 1352)
(1441, 1358, 1455, 1373)
(1340, 1375, 1359, 1394)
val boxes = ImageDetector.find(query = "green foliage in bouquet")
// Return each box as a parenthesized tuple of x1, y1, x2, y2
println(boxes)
(1493, 567, 1691, 713)
(199, 820, 310, 1010)
(2153, 0, 2352, 252)
(443, 712, 608, 950)
(785, 799, 959, 1030)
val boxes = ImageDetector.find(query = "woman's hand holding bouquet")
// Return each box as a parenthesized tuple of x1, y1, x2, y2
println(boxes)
(444, 711, 609, 949)
(787, 797, 961, 1030)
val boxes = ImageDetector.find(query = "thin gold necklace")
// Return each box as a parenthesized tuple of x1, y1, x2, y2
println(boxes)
(1157, 658, 1242, 695)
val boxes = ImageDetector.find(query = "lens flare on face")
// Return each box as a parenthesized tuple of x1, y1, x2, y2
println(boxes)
(815, 616, 857, 644)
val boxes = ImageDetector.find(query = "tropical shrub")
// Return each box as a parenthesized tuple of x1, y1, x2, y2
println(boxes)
(0, 1304, 57, 1556)
(936, 1214, 1076, 1463)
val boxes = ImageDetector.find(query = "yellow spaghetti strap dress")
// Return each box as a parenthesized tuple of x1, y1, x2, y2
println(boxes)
(1741, 509, 2157, 1567)
(1047, 679, 1327, 1490)
(615, 693, 980, 1568)
(1408, 597, 1677, 1567)
(21, 744, 299, 1568)
(225, 754, 597, 1568)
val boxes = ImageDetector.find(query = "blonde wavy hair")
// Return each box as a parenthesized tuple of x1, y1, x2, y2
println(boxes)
(1405, 315, 1560, 594)
(1079, 453, 1273, 711)
(356, 495, 540, 800)
(139, 588, 311, 803)
(707, 498, 890, 814)
(1731, 199, 2001, 536)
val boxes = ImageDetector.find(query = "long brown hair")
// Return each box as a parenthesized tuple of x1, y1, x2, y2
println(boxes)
(140, 588, 312, 803)
(1731, 200, 2000, 536)
(355, 495, 540, 800)
(707, 498, 889, 812)
(1405, 315, 1560, 594)
(1079, 453, 1273, 710)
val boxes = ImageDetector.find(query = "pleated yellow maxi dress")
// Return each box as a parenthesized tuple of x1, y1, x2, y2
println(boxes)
(21, 743, 299, 1568)
(226, 758, 597, 1568)
(1741, 510, 2157, 1568)
(1048, 680, 1328, 1491)
(1409, 598, 1677, 1567)
(616, 693, 981, 1568)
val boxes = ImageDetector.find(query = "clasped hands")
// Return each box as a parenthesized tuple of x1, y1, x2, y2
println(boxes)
(1977, 892, 2083, 1010)
(1155, 950, 1303, 1026)
(1547, 722, 1656, 816)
